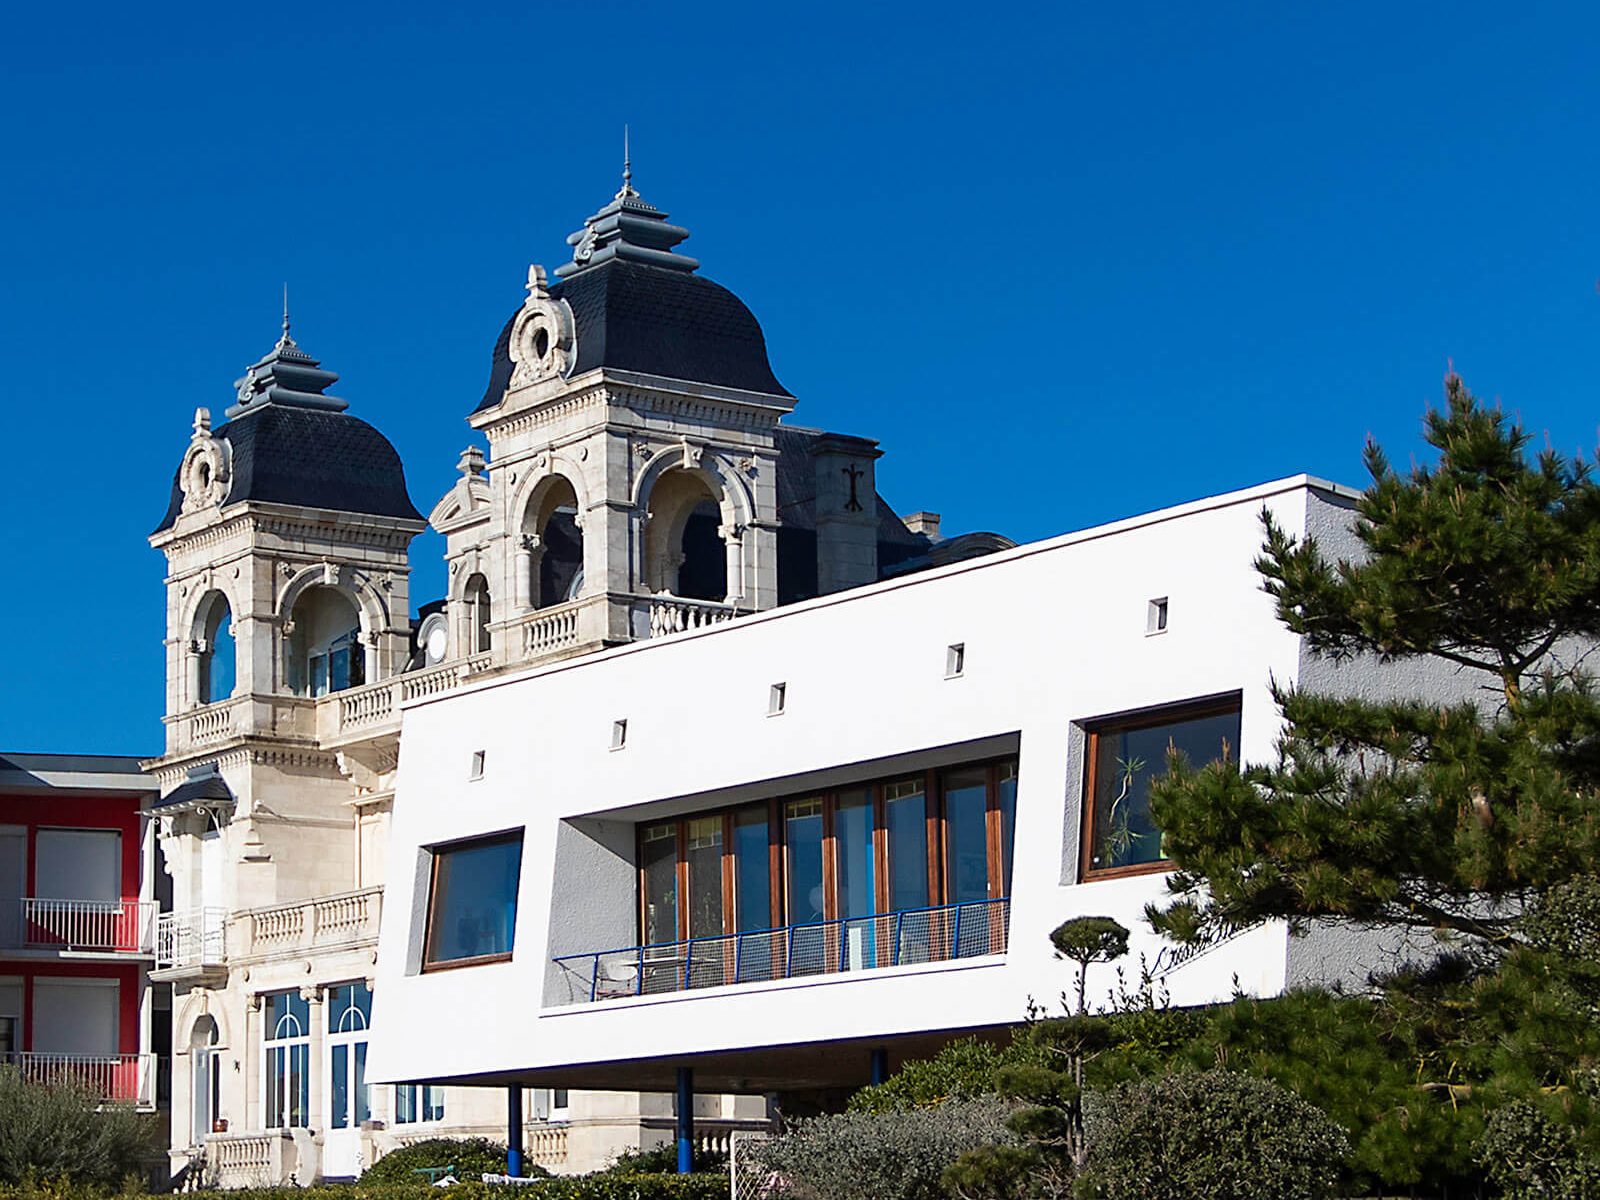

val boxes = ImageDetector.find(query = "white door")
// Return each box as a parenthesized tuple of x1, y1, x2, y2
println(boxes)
(0, 831, 23, 946)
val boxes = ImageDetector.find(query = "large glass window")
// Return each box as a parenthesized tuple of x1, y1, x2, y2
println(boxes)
(423, 833, 523, 968)
(395, 1084, 445, 1124)
(640, 823, 678, 946)
(263, 990, 310, 1128)
(327, 982, 371, 1131)
(632, 756, 1018, 952)
(1083, 697, 1242, 877)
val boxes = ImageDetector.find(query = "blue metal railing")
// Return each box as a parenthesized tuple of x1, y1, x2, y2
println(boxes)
(553, 896, 1010, 1004)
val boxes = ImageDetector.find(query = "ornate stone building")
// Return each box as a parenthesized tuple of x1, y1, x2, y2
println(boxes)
(146, 169, 1002, 1184)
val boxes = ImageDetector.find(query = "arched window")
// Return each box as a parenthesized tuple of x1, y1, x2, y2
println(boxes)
(263, 990, 310, 1128)
(644, 470, 727, 602)
(189, 1016, 219, 1146)
(196, 594, 236, 705)
(328, 982, 371, 1133)
(523, 477, 585, 609)
(288, 587, 365, 697)
(463, 575, 492, 653)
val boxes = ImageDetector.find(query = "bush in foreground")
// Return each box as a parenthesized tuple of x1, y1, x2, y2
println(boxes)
(0, 1176, 728, 1200)
(751, 1097, 1016, 1200)
(1481, 1099, 1600, 1200)
(1077, 1070, 1348, 1200)
(0, 1067, 156, 1187)
(362, 1139, 533, 1184)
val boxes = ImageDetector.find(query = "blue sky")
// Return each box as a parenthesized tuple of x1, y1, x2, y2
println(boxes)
(2, 2, 1597, 754)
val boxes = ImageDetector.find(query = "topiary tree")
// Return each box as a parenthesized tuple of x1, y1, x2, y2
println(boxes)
(1050, 917, 1130, 1016)
(0, 1066, 156, 1186)
(1077, 1069, 1349, 1200)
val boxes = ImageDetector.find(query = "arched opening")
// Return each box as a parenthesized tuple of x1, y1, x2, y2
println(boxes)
(195, 593, 235, 705)
(522, 476, 585, 609)
(189, 1015, 219, 1145)
(462, 574, 492, 654)
(645, 470, 728, 602)
(288, 586, 365, 697)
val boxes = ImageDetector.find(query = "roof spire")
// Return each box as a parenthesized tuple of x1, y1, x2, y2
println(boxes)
(617, 123, 637, 200)
(280, 283, 291, 345)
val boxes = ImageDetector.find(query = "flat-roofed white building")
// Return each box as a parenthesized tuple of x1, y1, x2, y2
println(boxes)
(366, 474, 1427, 1112)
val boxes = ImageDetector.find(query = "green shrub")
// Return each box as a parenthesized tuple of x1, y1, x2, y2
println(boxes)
(0, 1066, 157, 1186)
(750, 1097, 1016, 1200)
(851, 1037, 1043, 1114)
(0, 1176, 729, 1200)
(361, 1138, 535, 1183)
(602, 1145, 727, 1175)
(1480, 1100, 1600, 1200)
(1078, 1069, 1348, 1200)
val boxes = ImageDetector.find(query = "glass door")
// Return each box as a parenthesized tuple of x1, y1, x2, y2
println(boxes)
(325, 983, 370, 1179)
(834, 789, 877, 969)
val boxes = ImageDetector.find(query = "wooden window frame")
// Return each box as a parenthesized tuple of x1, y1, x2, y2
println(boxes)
(1079, 693, 1243, 883)
(631, 756, 1022, 948)
(420, 830, 523, 973)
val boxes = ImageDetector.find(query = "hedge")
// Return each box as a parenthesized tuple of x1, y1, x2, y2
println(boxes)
(0, 1175, 728, 1200)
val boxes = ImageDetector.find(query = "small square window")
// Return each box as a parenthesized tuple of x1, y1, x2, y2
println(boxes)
(469, 750, 486, 780)
(1146, 598, 1169, 636)
(945, 643, 966, 678)
(768, 683, 787, 717)
(610, 719, 628, 751)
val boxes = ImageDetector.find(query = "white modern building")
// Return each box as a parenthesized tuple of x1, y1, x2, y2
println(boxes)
(364, 473, 1407, 1120)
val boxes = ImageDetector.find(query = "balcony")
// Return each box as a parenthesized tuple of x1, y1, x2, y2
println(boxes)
(638, 594, 738, 639)
(236, 887, 382, 962)
(2, 898, 158, 956)
(319, 655, 492, 746)
(1, 1051, 157, 1108)
(553, 897, 1010, 1005)
(154, 907, 227, 986)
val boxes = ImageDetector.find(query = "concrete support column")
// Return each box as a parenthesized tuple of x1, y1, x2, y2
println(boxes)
(675, 1067, 694, 1175)
(506, 1087, 524, 1177)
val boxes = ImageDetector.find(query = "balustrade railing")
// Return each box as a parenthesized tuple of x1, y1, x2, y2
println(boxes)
(241, 887, 381, 957)
(520, 601, 582, 657)
(645, 595, 739, 638)
(9, 898, 157, 954)
(184, 697, 248, 746)
(554, 897, 1009, 1005)
(156, 908, 226, 970)
(327, 656, 494, 739)
(1, 1051, 155, 1107)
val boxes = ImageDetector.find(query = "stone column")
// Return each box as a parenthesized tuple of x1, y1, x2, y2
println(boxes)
(302, 986, 325, 1134)
(718, 524, 747, 604)
(515, 535, 542, 609)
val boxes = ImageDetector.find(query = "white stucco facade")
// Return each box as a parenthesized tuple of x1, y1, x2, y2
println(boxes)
(367, 475, 1386, 1098)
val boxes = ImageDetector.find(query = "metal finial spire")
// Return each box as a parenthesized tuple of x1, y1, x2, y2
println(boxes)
(617, 124, 638, 200)
(280, 283, 291, 344)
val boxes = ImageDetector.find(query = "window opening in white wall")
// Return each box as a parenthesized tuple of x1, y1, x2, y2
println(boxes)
(422, 832, 525, 969)
(946, 643, 965, 678)
(469, 750, 486, 780)
(1146, 597, 1170, 636)
(611, 719, 628, 751)
(395, 1083, 446, 1123)
(768, 683, 786, 716)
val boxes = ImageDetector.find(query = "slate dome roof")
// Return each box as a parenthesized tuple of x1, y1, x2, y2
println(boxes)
(475, 175, 789, 412)
(154, 326, 422, 533)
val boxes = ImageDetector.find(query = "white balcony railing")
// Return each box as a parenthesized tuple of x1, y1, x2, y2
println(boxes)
(645, 595, 738, 638)
(6, 898, 157, 954)
(239, 887, 381, 959)
(157, 907, 226, 971)
(1, 1051, 156, 1107)
(324, 655, 493, 741)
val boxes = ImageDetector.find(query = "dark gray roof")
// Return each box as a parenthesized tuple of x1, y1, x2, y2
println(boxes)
(0, 754, 158, 794)
(153, 765, 234, 812)
(154, 405, 423, 533)
(475, 259, 791, 412)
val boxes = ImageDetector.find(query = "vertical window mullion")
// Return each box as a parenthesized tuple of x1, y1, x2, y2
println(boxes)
(721, 811, 736, 937)
(1080, 730, 1101, 884)
(985, 762, 1003, 900)
(675, 819, 690, 943)
(924, 769, 943, 906)
(821, 794, 838, 923)
(872, 784, 889, 916)
(767, 798, 782, 929)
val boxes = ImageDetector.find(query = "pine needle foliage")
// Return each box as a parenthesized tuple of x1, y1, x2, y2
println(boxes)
(1147, 376, 1600, 948)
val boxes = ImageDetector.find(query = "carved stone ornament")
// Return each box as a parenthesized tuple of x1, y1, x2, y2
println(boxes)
(507, 264, 574, 389)
(178, 409, 233, 514)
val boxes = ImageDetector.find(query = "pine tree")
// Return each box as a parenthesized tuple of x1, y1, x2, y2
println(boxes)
(1148, 376, 1600, 950)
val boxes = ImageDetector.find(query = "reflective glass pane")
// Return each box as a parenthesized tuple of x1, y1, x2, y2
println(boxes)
(835, 789, 876, 920)
(292, 1044, 308, 1127)
(1089, 706, 1242, 871)
(355, 1042, 369, 1123)
(267, 1047, 283, 1127)
(426, 835, 523, 964)
(640, 823, 678, 945)
(331, 1044, 348, 1129)
(686, 817, 724, 939)
(943, 767, 989, 903)
(396, 1085, 416, 1124)
(884, 779, 928, 912)
(998, 762, 1018, 896)
(733, 805, 771, 931)
(784, 799, 825, 924)
(425, 1086, 445, 1121)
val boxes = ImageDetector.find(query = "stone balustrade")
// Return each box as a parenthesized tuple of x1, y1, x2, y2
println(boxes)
(238, 887, 382, 960)
(642, 594, 739, 638)
(320, 656, 492, 744)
